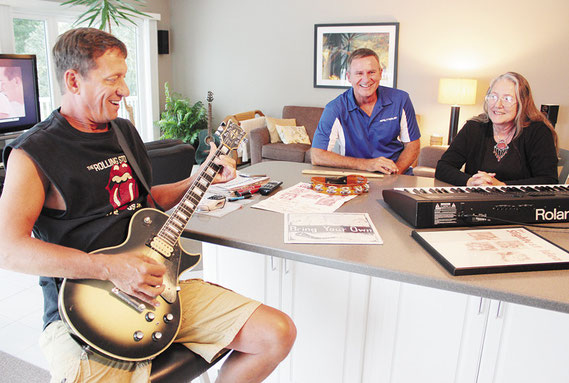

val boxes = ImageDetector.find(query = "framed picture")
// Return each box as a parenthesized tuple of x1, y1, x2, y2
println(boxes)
(314, 22, 399, 89)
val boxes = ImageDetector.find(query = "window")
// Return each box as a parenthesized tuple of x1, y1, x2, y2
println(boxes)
(0, 1, 159, 141)
(54, 21, 141, 127)
(12, 18, 50, 120)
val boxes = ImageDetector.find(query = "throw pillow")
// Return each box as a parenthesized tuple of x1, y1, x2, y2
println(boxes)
(238, 117, 267, 162)
(239, 116, 266, 133)
(266, 116, 296, 143)
(276, 125, 311, 145)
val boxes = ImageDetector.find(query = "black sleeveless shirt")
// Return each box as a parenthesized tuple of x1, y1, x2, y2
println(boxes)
(3, 109, 152, 328)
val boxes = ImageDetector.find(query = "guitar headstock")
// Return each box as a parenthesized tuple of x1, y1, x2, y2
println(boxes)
(216, 122, 246, 152)
(207, 91, 214, 103)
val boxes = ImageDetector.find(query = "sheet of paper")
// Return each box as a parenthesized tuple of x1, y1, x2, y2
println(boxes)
(284, 212, 382, 244)
(252, 182, 357, 214)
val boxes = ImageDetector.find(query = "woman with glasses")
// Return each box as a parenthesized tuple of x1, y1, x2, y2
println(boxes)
(435, 72, 558, 186)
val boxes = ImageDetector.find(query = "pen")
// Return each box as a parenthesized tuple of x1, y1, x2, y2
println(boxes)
(239, 173, 267, 178)
(235, 187, 260, 196)
(228, 194, 252, 202)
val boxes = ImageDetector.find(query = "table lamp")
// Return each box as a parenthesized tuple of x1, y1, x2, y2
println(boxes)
(438, 78, 477, 144)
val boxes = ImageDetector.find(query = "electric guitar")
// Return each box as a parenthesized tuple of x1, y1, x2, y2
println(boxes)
(58, 122, 246, 362)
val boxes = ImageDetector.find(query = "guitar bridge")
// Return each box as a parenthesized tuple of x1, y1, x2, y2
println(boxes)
(111, 287, 146, 313)
(147, 236, 174, 258)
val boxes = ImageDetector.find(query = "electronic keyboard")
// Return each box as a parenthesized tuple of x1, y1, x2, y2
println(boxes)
(382, 184, 569, 228)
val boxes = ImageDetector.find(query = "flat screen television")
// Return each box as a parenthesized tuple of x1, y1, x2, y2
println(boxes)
(0, 54, 41, 136)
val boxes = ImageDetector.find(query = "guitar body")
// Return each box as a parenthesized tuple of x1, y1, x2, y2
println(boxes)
(58, 208, 201, 361)
(195, 129, 220, 164)
(58, 121, 246, 362)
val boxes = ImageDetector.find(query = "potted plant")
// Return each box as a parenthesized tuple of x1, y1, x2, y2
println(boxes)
(60, 0, 150, 32)
(156, 82, 207, 147)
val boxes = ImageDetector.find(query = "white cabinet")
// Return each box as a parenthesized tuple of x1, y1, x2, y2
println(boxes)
(279, 257, 370, 383)
(201, 243, 569, 383)
(202, 243, 370, 383)
(364, 281, 569, 383)
(478, 300, 569, 383)
(363, 280, 482, 383)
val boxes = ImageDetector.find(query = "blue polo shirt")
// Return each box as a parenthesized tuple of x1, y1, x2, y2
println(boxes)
(312, 86, 420, 171)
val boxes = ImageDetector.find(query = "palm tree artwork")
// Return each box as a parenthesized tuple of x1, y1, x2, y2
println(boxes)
(322, 33, 362, 81)
(321, 32, 390, 83)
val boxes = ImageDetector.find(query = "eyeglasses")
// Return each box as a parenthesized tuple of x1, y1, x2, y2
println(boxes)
(485, 93, 516, 107)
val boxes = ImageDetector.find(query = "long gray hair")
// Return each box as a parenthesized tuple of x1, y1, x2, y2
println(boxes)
(472, 72, 557, 148)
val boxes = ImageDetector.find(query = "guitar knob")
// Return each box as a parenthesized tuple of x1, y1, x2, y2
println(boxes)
(145, 312, 155, 322)
(133, 331, 144, 342)
(163, 313, 174, 323)
(152, 332, 163, 341)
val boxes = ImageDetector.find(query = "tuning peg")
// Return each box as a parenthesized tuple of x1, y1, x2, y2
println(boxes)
(242, 137, 249, 144)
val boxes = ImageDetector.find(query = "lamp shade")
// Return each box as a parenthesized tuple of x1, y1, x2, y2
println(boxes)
(438, 78, 477, 105)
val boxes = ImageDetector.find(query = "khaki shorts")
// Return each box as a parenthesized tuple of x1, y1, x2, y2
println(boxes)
(39, 279, 261, 383)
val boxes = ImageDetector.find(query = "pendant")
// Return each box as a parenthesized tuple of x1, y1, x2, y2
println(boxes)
(493, 140, 509, 162)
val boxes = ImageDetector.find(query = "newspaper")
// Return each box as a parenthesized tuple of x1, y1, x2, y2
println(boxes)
(252, 182, 357, 214)
(284, 212, 382, 244)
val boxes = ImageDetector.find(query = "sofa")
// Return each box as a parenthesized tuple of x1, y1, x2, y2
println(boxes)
(412, 145, 448, 178)
(144, 139, 195, 185)
(249, 105, 324, 164)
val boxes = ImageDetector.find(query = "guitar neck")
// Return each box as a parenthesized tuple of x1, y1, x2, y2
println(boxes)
(207, 102, 213, 136)
(157, 144, 231, 247)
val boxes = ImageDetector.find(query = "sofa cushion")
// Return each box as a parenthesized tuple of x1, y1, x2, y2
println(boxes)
(276, 125, 311, 145)
(417, 145, 448, 168)
(266, 116, 296, 143)
(304, 148, 312, 163)
(282, 106, 324, 141)
(262, 142, 311, 163)
(145, 140, 195, 186)
(144, 138, 184, 151)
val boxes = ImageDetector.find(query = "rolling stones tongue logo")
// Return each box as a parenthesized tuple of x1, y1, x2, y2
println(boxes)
(106, 162, 139, 210)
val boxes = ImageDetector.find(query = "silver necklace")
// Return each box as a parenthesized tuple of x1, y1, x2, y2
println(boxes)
(493, 128, 514, 162)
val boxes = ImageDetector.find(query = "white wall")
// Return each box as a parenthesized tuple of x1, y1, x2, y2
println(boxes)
(144, 0, 172, 110)
(169, 0, 569, 148)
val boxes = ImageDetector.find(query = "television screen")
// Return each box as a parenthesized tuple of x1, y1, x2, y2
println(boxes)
(0, 54, 41, 135)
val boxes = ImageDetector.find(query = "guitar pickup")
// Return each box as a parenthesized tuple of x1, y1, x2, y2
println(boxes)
(147, 236, 174, 258)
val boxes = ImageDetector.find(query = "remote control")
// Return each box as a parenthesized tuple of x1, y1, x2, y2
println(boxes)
(259, 181, 283, 196)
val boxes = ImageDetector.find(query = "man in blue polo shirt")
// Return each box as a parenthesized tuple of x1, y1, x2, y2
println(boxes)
(312, 48, 420, 174)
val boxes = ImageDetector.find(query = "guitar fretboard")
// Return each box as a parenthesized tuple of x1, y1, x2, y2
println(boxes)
(157, 144, 231, 247)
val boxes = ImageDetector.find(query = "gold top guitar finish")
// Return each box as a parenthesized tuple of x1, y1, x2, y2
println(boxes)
(58, 122, 246, 361)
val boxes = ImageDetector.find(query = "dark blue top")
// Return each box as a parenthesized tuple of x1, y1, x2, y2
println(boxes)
(312, 86, 421, 173)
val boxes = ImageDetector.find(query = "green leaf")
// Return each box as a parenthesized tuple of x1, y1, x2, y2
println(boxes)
(60, 0, 151, 31)
(155, 83, 207, 144)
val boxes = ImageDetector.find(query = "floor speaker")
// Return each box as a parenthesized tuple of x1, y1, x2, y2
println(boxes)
(541, 104, 559, 127)
(158, 30, 169, 55)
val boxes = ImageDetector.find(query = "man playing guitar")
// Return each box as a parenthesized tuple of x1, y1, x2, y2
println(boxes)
(0, 28, 295, 382)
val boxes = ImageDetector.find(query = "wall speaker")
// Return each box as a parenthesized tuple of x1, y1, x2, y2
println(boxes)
(541, 104, 559, 127)
(158, 30, 169, 55)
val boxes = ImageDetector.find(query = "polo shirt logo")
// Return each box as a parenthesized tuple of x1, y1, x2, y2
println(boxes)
(380, 117, 398, 122)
